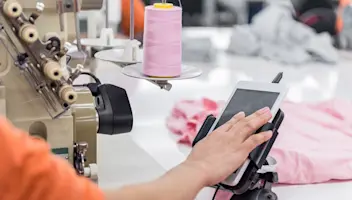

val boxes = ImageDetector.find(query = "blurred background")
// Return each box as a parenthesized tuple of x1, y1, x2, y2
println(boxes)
(77, 0, 342, 32)
(70, 1, 352, 199)
(76, 0, 352, 54)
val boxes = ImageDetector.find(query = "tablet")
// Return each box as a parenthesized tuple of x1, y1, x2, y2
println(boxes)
(208, 81, 288, 187)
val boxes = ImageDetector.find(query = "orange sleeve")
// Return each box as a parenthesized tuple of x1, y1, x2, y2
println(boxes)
(121, 0, 145, 36)
(336, 0, 350, 33)
(0, 117, 104, 200)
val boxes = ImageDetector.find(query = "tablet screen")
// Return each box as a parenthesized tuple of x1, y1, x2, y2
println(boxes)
(215, 89, 279, 129)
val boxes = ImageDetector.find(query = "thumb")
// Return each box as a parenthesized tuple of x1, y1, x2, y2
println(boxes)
(241, 131, 273, 153)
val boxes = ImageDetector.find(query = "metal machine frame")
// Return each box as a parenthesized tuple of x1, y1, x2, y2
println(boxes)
(0, 0, 133, 182)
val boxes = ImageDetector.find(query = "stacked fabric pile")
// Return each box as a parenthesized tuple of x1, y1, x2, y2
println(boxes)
(227, 4, 339, 65)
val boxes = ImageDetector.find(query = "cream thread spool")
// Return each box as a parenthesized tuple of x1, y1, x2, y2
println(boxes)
(3, 0, 22, 18)
(19, 24, 39, 43)
(59, 85, 78, 105)
(43, 60, 63, 81)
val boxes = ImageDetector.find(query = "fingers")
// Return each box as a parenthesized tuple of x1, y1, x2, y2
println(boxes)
(216, 112, 245, 132)
(246, 107, 271, 122)
(241, 131, 273, 152)
(229, 107, 272, 138)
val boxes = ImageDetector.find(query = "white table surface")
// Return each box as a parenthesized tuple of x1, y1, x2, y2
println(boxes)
(78, 27, 352, 199)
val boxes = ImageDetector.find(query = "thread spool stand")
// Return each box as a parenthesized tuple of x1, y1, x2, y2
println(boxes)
(93, 0, 142, 65)
(93, 32, 142, 66)
(73, 27, 143, 66)
(122, 1, 202, 90)
(93, 1, 202, 91)
(74, 28, 140, 49)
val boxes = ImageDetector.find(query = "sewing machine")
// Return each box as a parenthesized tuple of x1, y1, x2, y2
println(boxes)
(0, 0, 133, 182)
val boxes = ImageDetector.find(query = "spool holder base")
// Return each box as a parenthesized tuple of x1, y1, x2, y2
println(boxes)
(121, 63, 202, 91)
(94, 45, 142, 66)
(77, 3, 202, 91)
(73, 28, 139, 49)
(72, 28, 175, 90)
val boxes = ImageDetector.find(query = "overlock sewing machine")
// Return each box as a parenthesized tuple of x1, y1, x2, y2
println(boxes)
(0, 0, 133, 182)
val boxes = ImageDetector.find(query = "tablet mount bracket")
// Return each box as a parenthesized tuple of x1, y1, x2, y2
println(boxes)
(192, 72, 285, 200)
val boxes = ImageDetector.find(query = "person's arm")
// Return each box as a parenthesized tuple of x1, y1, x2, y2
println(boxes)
(105, 107, 273, 200)
(0, 106, 272, 200)
(104, 162, 207, 200)
(0, 117, 104, 200)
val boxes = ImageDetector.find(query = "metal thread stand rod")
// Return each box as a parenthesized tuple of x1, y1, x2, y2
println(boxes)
(105, 0, 109, 28)
(129, 0, 134, 40)
(203, 0, 216, 26)
(74, 0, 83, 51)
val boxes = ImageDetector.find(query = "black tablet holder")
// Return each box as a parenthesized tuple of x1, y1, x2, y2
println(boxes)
(192, 72, 285, 200)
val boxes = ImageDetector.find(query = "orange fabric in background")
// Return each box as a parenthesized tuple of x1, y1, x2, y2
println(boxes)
(0, 117, 104, 200)
(121, 0, 145, 36)
(336, 0, 351, 33)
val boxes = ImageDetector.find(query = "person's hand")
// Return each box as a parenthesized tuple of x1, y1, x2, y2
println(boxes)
(184, 107, 273, 186)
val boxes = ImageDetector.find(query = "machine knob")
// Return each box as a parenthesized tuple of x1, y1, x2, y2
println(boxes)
(19, 24, 39, 43)
(44, 32, 62, 51)
(59, 85, 78, 105)
(43, 61, 63, 81)
(3, 0, 23, 18)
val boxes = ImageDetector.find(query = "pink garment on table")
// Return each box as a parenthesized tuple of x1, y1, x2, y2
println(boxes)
(166, 98, 352, 185)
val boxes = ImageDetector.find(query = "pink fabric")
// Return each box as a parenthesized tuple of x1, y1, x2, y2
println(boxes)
(166, 98, 352, 185)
